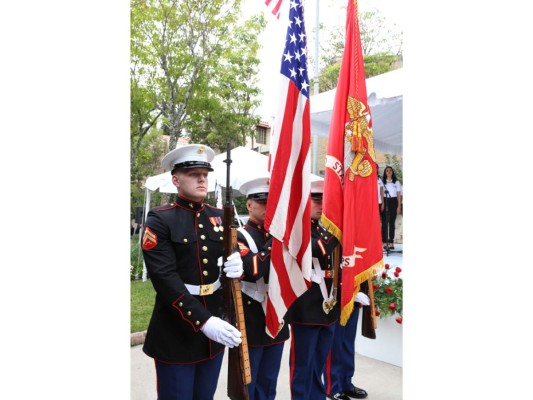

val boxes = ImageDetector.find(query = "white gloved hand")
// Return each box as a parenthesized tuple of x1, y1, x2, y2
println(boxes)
(223, 252, 243, 278)
(355, 292, 370, 306)
(200, 316, 242, 347)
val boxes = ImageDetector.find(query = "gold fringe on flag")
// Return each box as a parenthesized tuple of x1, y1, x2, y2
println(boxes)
(340, 258, 383, 325)
(320, 213, 343, 243)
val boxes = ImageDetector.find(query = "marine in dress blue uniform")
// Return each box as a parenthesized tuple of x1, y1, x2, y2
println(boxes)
(236, 176, 290, 400)
(141, 144, 243, 400)
(286, 179, 341, 400)
(324, 302, 368, 400)
(324, 277, 370, 400)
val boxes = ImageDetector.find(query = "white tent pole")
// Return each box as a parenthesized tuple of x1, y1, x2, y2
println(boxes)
(215, 182, 223, 209)
(141, 188, 152, 282)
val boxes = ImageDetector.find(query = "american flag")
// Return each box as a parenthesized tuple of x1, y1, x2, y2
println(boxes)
(264, 0, 284, 19)
(263, 0, 312, 338)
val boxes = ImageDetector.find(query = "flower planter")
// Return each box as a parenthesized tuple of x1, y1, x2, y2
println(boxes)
(355, 312, 403, 367)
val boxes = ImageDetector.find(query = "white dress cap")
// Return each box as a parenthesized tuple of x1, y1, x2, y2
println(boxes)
(310, 178, 324, 199)
(161, 144, 215, 172)
(238, 175, 271, 200)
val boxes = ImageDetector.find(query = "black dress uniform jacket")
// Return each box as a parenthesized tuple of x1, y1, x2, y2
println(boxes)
(287, 219, 340, 325)
(237, 220, 290, 345)
(141, 196, 226, 363)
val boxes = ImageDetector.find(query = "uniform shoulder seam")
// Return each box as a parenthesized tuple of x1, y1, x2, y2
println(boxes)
(205, 204, 223, 211)
(153, 203, 178, 212)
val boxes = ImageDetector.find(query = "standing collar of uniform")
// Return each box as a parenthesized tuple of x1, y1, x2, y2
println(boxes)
(245, 218, 267, 232)
(174, 195, 205, 212)
(311, 218, 319, 226)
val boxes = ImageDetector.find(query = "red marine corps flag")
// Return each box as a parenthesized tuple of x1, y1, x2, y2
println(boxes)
(321, 0, 384, 327)
(264, 0, 312, 338)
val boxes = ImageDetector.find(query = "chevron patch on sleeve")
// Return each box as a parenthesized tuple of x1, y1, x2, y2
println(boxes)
(142, 226, 158, 250)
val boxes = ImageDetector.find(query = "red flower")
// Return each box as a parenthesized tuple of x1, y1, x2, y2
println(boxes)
(386, 287, 393, 294)
(385, 263, 390, 269)
(372, 275, 377, 280)
(396, 317, 403, 324)
(381, 272, 387, 279)
(394, 271, 400, 277)
(389, 303, 396, 310)
(395, 267, 402, 273)
(375, 309, 380, 316)
(372, 284, 379, 291)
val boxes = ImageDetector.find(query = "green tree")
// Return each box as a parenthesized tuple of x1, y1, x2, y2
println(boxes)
(131, 0, 266, 216)
(311, 7, 403, 90)
(130, 128, 167, 215)
(184, 14, 266, 150)
(359, 9, 402, 57)
(131, 0, 248, 152)
(131, 67, 162, 169)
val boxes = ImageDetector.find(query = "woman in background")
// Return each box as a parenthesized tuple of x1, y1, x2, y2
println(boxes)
(381, 166, 402, 250)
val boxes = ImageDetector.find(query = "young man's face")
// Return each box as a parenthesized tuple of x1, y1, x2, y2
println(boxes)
(310, 198, 322, 221)
(246, 198, 267, 225)
(172, 168, 210, 202)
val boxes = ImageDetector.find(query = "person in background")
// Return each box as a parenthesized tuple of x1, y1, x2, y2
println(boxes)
(141, 144, 244, 400)
(377, 166, 384, 210)
(236, 175, 289, 400)
(381, 165, 402, 250)
(287, 179, 341, 400)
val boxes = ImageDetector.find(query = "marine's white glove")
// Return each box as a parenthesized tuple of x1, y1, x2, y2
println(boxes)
(200, 316, 242, 347)
(355, 292, 370, 306)
(223, 252, 243, 278)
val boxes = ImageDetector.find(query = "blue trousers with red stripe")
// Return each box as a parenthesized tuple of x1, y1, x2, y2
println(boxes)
(325, 306, 360, 395)
(247, 343, 285, 400)
(154, 351, 224, 400)
(289, 323, 336, 400)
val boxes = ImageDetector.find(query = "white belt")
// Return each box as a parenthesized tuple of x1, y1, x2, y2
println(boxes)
(185, 279, 221, 296)
(241, 281, 268, 303)
(312, 258, 331, 304)
(311, 270, 324, 283)
(311, 258, 325, 283)
(311, 268, 334, 282)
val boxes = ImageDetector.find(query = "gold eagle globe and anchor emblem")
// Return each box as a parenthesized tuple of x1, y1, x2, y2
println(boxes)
(344, 96, 377, 180)
(322, 297, 337, 314)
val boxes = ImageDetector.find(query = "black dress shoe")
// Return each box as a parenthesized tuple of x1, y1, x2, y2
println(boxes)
(344, 386, 368, 399)
(327, 393, 350, 400)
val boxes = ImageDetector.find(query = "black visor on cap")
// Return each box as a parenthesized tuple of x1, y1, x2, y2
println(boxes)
(311, 193, 323, 200)
(173, 161, 214, 171)
(248, 192, 268, 201)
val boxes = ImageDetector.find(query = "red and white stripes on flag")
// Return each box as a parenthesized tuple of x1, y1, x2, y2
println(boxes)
(264, 0, 283, 19)
(263, 0, 312, 338)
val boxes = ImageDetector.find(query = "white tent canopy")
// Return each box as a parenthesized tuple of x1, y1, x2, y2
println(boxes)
(310, 68, 403, 155)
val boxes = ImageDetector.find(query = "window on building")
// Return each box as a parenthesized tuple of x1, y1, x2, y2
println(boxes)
(256, 126, 267, 144)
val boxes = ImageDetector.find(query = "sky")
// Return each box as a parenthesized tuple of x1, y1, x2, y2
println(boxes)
(241, 0, 403, 121)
